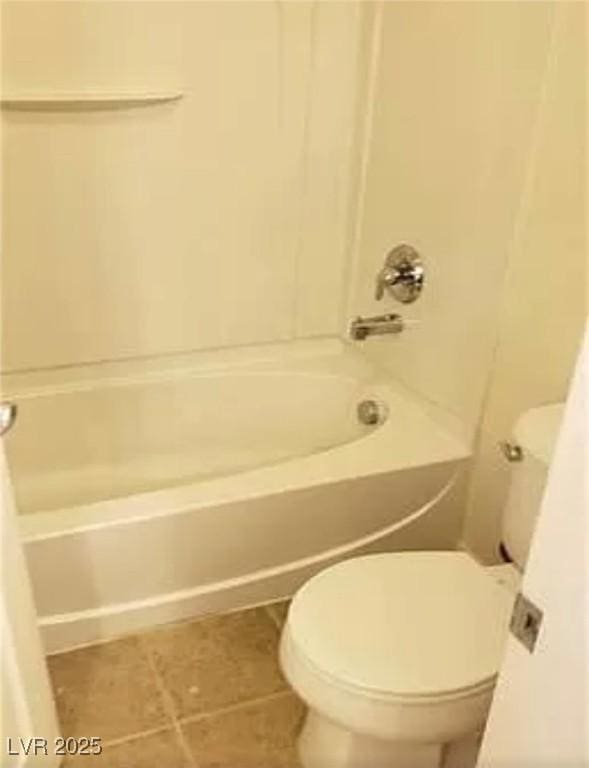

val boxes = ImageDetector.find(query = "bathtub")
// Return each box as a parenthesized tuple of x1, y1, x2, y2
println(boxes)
(3, 339, 469, 653)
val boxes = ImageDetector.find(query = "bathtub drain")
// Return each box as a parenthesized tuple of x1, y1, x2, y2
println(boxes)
(357, 399, 387, 426)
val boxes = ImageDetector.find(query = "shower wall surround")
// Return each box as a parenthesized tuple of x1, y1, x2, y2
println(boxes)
(346, 2, 558, 433)
(463, 2, 587, 561)
(1, 1, 367, 370)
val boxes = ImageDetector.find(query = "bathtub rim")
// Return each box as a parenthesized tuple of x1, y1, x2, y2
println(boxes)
(19, 380, 469, 542)
(1, 337, 468, 444)
(9, 367, 385, 516)
(8, 339, 471, 540)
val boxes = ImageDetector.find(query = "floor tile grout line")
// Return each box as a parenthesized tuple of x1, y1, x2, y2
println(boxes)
(265, 604, 282, 631)
(136, 636, 178, 727)
(177, 688, 295, 728)
(94, 725, 171, 751)
(138, 636, 200, 768)
(174, 721, 201, 768)
(58, 689, 303, 759)
(140, 637, 200, 768)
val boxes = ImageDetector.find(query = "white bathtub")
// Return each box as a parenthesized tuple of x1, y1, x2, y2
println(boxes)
(3, 340, 469, 653)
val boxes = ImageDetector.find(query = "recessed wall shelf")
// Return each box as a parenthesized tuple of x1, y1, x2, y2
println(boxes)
(0, 91, 184, 111)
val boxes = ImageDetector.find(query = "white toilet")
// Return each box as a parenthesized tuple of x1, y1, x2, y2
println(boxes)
(279, 403, 563, 768)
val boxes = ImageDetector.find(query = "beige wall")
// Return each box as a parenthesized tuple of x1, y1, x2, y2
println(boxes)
(463, 2, 587, 562)
(347, 2, 558, 434)
(1, 1, 367, 371)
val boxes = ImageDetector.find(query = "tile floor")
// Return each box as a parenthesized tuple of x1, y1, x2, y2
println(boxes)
(48, 603, 302, 768)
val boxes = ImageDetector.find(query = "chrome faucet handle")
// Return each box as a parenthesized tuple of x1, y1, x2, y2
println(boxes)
(374, 244, 425, 303)
(375, 265, 396, 301)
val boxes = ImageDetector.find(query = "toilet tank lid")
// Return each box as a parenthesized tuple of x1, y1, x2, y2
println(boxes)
(514, 403, 564, 465)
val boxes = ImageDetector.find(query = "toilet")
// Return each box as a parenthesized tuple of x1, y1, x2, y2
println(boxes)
(279, 403, 563, 768)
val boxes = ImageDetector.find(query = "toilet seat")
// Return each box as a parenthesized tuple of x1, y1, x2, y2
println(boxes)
(286, 552, 514, 699)
(280, 552, 515, 743)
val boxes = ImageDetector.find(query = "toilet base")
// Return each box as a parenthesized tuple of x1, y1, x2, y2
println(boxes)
(298, 710, 443, 768)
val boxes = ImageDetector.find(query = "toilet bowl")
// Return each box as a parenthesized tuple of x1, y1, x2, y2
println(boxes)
(279, 552, 517, 768)
(279, 404, 563, 768)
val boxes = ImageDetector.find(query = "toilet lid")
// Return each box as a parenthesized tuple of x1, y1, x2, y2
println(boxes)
(288, 553, 515, 699)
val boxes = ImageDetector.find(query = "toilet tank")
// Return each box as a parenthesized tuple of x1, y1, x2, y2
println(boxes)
(501, 403, 564, 569)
